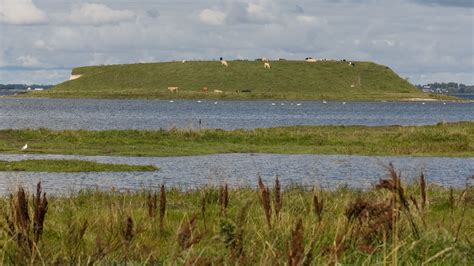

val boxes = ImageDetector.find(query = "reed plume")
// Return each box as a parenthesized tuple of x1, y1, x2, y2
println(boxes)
(274, 175, 282, 220)
(147, 191, 157, 218)
(33, 182, 48, 243)
(313, 193, 324, 222)
(159, 184, 166, 230)
(420, 172, 427, 209)
(219, 184, 229, 215)
(258, 177, 272, 229)
(288, 219, 305, 266)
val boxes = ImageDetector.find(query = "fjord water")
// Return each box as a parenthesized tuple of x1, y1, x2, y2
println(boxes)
(0, 98, 473, 130)
(0, 154, 472, 195)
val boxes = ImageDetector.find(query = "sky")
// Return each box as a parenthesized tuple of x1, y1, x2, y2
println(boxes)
(0, 0, 472, 85)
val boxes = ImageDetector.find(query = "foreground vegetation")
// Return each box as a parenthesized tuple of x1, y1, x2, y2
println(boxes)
(23, 60, 452, 101)
(0, 160, 158, 172)
(0, 122, 472, 157)
(0, 167, 472, 264)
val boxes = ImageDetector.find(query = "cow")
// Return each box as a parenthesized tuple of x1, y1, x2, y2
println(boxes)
(264, 62, 271, 69)
(305, 57, 317, 62)
(182, 60, 186, 63)
(221, 60, 228, 67)
(202, 87, 208, 92)
(214, 90, 223, 93)
(168, 87, 179, 93)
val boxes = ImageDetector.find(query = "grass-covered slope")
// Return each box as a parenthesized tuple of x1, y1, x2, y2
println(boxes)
(28, 60, 444, 100)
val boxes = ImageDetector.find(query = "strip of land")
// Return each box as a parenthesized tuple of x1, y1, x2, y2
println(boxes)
(0, 159, 158, 172)
(0, 122, 472, 157)
(22, 60, 457, 101)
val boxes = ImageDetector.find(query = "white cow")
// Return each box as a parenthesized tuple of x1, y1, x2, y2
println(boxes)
(305, 57, 317, 62)
(221, 60, 229, 67)
(264, 62, 271, 69)
(214, 90, 223, 93)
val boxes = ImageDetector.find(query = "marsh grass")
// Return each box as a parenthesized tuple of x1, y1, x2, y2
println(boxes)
(1, 171, 472, 264)
(0, 159, 158, 172)
(1, 122, 472, 157)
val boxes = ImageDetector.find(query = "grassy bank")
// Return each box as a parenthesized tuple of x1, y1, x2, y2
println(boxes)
(0, 122, 472, 157)
(0, 159, 158, 172)
(23, 60, 452, 101)
(1, 170, 472, 264)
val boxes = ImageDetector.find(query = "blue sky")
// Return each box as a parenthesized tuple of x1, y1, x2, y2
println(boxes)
(0, 0, 472, 85)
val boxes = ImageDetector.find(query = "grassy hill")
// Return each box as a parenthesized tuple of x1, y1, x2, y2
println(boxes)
(27, 60, 447, 101)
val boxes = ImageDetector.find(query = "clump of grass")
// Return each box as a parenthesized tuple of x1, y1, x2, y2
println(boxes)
(219, 184, 229, 215)
(176, 215, 204, 250)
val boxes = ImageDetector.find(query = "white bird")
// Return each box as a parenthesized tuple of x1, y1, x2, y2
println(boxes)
(197, 100, 202, 103)
(169, 100, 174, 103)
(281, 103, 285, 106)
(443, 102, 446, 105)
(271, 103, 276, 106)
(21, 144, 28, 151)
(214, 102, 218, 104)
(296, 103, 301, 106)
(323, 100, 327, 104)
(422, 102, 425, 105)
(342, 102, 346, 105)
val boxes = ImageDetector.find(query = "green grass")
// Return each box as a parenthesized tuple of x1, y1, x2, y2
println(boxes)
(0, 159, 158, 172)
(0, 122, 472, 157)
(1, 179, 472, 264)
(22, 60, 455, 101)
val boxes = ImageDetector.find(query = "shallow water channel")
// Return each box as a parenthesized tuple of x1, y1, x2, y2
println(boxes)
(1, 98, 473, 130)
(0, 154, 472, 195)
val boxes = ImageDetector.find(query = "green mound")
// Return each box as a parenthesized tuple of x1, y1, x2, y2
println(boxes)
(27, 60, 445, 101)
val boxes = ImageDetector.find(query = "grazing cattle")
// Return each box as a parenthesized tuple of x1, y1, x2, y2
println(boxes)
(221, 60, 228, 67)
(264, 62, 271, 69)
(278, 58, 287, 61)
(350, 84, 355, 88)
(220, 57, 223, 61)
(214, 90, 223, 93)
(168, 86, 179, 93)
(305, 57, 317, 62)
(202, 87, 208, 92)
(348, 62, 355, 67)
(342, 59, 347, 62)
(182, 60, 186, 63)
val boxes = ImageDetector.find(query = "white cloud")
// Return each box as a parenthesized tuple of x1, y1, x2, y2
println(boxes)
(17, 55, 41, 67)
(0, 0, 47, 25)
(198, 9, 226, 26)
(69, 3, 136, 26)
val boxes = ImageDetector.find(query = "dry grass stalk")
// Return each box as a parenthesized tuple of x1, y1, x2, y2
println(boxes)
(122, 216, 134, 244)
(33, 182, 48, 243)
(420, 172, 427, 209)
(159, 184, 166, 230)
(258, 177, 272, 229)
(274, 175, 282, 220)
(219, 184, 229, 215)
(201, 193, 206, 229)
(313, 194, 324, 222)
(147, 191, 158, 218)
(448, 187, 455, 210)
(288, 219, 305, 266)
(176, 214, 204, 250)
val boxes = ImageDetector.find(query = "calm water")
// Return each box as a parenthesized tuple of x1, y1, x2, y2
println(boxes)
(0, 98, 473, 130)
(0, 154, 472, 195)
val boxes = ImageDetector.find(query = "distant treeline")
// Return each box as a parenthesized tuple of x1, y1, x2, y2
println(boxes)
(416, 82, 474, 93)
(0, 84, 54, 90)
